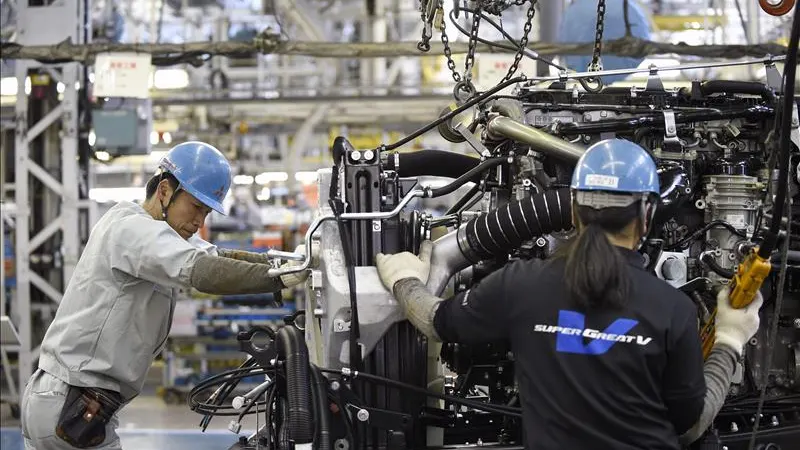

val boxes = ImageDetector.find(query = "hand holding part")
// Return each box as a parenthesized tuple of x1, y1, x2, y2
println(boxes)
(714, 286, 763, 356)
(278, 243, 317, 287)
(375, 240, 433, 292)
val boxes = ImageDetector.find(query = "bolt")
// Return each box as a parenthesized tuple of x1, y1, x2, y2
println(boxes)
(771, 416, 779, 427)
(330, 381, 341, 391)
(730, 422, 738, 432)
(356, 409, 370, 422)
(363, 150, 375, 161)
(667, 127, 675, 133)
(351, 150, 361, 161)
(793, 318, 800, 329)
(536, 237, 547, 248)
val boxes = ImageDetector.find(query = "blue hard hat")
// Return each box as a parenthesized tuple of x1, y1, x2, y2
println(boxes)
(571, 139, 659, 194)
(557, 0, 652, 84)
(158, 141, 232, 214)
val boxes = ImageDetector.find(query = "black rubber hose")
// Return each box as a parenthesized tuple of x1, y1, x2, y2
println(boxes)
(384, 150, 481, 180)
(429, 157, 506, 198)
(311, 366, 331, 450)
(699, 252, 736, 279)
(275, 325, 314, 444)
(698, 80, 776, 104)
(463, 188, 573, 260)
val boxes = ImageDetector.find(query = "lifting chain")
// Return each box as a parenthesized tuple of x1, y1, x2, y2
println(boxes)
(417, 0, 439, 53)
(501, 0, 537, 83)
(441, 2, 482, 101)
(581, 0, 606, 93)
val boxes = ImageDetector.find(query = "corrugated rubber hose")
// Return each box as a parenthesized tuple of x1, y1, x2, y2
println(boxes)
(462, 188, 573, 260)
(276, 325, 314, 445)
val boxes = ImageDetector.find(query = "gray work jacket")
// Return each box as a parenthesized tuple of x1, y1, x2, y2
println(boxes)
(39, 201, 216, 401)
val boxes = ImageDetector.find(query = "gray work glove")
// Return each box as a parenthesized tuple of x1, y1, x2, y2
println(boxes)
(375, 240, 433, 292)
(277, 243, 319, 288)
(714, 286, 763, 356)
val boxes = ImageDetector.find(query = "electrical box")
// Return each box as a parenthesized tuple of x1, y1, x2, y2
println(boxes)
(91, 98, 152, 156)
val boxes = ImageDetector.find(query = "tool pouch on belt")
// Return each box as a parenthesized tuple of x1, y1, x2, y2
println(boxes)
(55, 386, 122, 448)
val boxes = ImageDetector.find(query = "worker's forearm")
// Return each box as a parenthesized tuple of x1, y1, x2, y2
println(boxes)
(679, 344, 739, 445)
(191, 254, 285, 295)
(393, 278, 444, 342)
(217, 248, 271, 265)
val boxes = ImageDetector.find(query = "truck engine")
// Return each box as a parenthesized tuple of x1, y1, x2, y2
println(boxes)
(187, 4, 800, 450)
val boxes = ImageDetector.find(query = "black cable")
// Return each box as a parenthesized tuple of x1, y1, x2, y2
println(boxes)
(757, 0, 799, 259)
(748, 158, 795, 450)
(444, 182, 483, 215)
(450, 6, 567, 72)
(320, 369, 522, 417)
(429, 157, 506, 198)
(384, 76, 527, 151)
(666, 220, 747, 250)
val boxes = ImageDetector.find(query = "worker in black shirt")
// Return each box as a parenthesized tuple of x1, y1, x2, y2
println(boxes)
(375, 139, 763, 450)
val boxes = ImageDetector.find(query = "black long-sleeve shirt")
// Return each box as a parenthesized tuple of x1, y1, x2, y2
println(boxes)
(401, 247, 713, 449)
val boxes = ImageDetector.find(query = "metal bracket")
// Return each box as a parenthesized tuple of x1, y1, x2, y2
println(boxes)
(455, 122, 491, 158)
(336, 383, 413, 431)
(645, 65, 665, 92)
(662, 111, 682, 152)
(765, 61, 783, 93)
(333, 318, 351, 332)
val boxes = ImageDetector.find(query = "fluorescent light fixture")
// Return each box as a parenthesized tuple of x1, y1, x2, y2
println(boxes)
(256, 187, 271, 201)
(152, 69, 190, 90)
(255, 172, 289, 184)
(233, 175, 255, 185)
(89, 187, 146, 203)
(95, 150, 111, 161)
(0, 77, 17, 96)
(294, 171, 318, 183)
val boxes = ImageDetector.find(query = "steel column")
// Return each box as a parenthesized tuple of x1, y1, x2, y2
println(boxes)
(12, 0, 89, 404)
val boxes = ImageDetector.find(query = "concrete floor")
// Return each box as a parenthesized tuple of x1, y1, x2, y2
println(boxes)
(0, 394, 259, 450)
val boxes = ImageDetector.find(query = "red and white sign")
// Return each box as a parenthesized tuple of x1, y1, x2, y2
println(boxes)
(93, 53, 153, 99)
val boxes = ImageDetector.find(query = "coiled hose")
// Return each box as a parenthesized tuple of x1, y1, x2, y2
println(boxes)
(275, 325, 314, 445)
(462, 188, 573, 260)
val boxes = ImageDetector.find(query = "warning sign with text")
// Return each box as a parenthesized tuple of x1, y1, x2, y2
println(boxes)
(93, 53, 153, 99)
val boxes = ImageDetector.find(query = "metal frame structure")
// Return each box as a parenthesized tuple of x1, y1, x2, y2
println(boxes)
(10, 0, 90, 406)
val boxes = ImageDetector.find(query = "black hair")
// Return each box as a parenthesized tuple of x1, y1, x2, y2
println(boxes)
(560, 200, 643, 310)
(145, 173, 179, 200)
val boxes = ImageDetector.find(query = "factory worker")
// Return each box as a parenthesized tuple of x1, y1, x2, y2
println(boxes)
(20, 142, 309, 450)
(376, 139, 763, 450)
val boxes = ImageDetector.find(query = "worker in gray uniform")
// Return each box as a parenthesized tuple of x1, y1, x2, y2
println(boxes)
(20, 142, 309, 450)
(376, 139, 763, 449)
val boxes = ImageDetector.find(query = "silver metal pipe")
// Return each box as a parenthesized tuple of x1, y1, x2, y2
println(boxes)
(268, 188, 426, 276)
(526, 55, 787, 83)
(485, 116, 585, 163)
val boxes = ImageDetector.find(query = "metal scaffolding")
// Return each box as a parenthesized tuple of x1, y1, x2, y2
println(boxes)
(11, 0, 91, 405)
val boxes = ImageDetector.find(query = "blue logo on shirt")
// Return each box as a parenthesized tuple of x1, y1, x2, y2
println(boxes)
(533, 310, 652, 355)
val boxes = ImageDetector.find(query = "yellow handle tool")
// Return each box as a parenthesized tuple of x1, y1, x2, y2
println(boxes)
(701, 248, 772, 359)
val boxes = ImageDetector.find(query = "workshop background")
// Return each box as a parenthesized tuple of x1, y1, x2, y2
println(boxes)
(0, 0, 795, 449)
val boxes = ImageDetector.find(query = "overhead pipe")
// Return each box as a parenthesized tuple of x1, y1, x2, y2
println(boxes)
(484, 116, 585, 163)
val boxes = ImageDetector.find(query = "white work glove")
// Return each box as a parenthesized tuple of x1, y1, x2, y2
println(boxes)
(375, 240, 433, 293)
(278, 243, 318, 288)
(714, 286, 763, 356)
